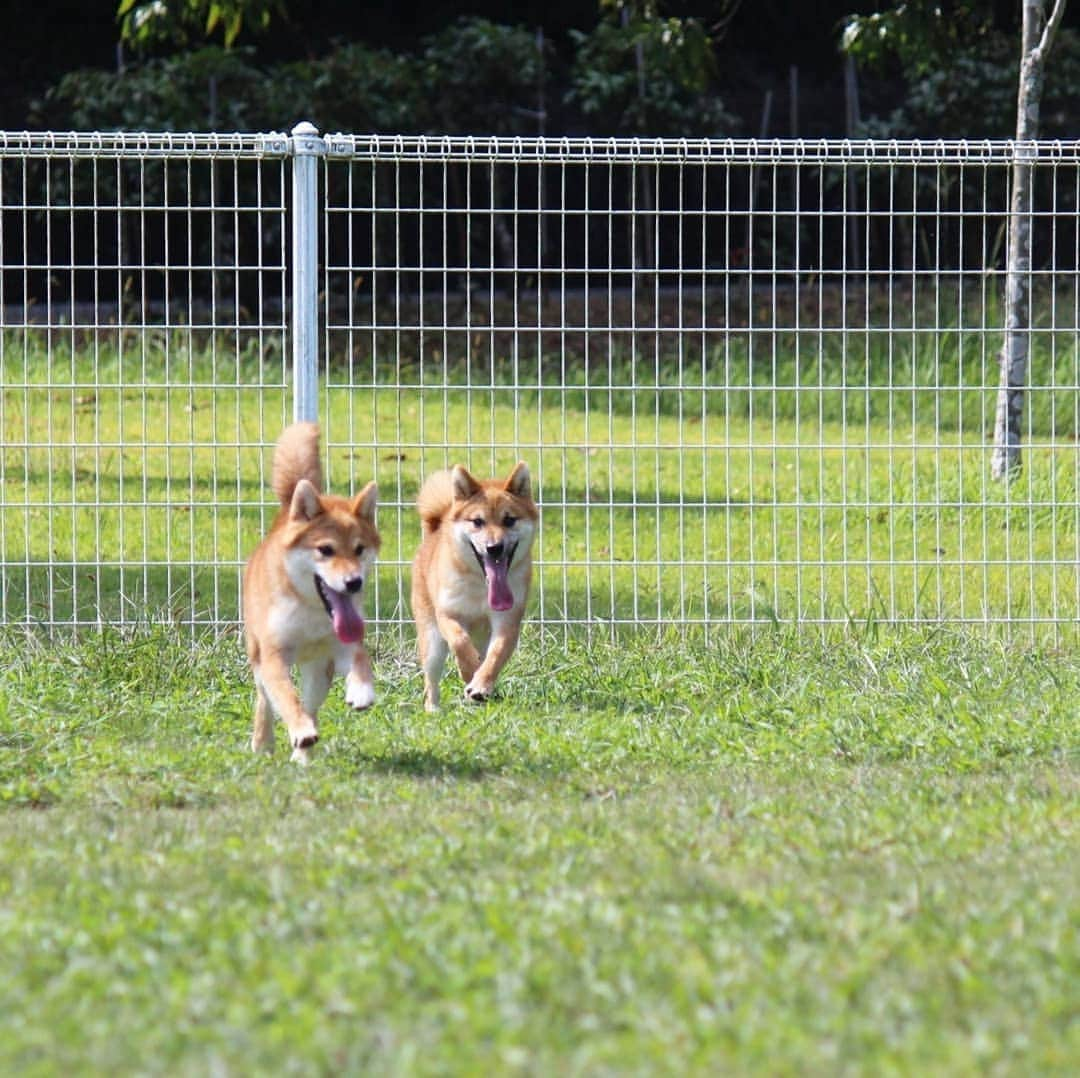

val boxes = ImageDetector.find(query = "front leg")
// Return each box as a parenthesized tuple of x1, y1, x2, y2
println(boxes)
(464, 614, 522, 702)
(254, 649, 319, 755)
(344, 644, 376, 710)
(435, 611, 482, 686)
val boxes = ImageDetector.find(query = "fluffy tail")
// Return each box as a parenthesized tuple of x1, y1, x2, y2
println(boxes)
(416, 469, 456, 535)
(271, 422, 323, 507)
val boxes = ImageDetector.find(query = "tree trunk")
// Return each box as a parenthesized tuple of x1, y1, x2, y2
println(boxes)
(991, 0, 1067, 480)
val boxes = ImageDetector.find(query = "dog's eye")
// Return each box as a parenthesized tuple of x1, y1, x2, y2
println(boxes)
(354, 543, 365, 556)
(471, 517, 484, 528)
(316, 544, 334, 557)
(502, 514, 517, 527)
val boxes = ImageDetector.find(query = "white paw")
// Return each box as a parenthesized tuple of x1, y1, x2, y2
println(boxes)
(346, 675, 376, 710)
(463, 679, 491, 703)
(290, 716, 318, 749)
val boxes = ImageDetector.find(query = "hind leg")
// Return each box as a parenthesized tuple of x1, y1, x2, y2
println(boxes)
(251, 681, 275, 753)
(418, 620, 450, 711)
(300, 657, 333, 714)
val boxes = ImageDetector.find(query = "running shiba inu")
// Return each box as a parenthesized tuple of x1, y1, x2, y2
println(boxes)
(243, 422, 379, 761)
(411, 463, 537, 710)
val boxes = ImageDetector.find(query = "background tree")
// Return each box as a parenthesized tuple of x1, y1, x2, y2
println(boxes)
(417, 19, 553, 275)
(567, 1, 737, 279)
(419, 18, 549, 135)
(566, 1, 735, 136)
(991, 0, 1068, 480)
(844, 1, 1073, 480)
(35, 47, 273, 131)
(843, 0, 1080, 139)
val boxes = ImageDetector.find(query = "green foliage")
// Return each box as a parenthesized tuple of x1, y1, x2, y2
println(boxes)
(567, 10, 734, 135)
(841, 1, 995, 78)
(64, 8, 742, 140)
(857, 27, 1080, 139)
(33, 46, 273, 131)
(117, 0, 286, 51)
(418, 18, 549, 135)
(844, 3, 1080, 138)
(38, 17, 550, 137)
(47, 8, 748, 138)
(275, 42, 424, 134)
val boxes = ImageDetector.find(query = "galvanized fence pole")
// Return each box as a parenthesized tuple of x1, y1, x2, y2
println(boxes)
(290, 121, 324, 423)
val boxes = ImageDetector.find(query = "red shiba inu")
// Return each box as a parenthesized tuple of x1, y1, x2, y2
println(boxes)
(410, 462, 538, 710)
(243, 422, 379, 761)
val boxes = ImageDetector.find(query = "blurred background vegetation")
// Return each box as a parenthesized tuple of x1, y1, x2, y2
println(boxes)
(5, 1, 1080, 140)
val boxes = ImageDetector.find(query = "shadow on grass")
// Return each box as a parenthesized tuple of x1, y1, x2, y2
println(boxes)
(350, 746, 509, 782)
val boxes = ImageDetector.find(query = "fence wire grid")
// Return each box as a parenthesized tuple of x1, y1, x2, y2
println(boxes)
(2, 130, 1079, 642)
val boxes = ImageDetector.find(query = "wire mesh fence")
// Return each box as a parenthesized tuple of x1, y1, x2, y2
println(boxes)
(2, 130, 1078, 641)
(0, 131, 292, 633)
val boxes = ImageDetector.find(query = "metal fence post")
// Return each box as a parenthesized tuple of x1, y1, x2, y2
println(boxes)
(290, 121, 324, 423)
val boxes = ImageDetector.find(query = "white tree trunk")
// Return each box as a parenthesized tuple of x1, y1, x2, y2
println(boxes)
(991, 0, 1067, 479)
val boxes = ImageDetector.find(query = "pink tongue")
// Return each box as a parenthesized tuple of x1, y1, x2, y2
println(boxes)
(325, 589, 365, 644)
(485, 560, 515, 611)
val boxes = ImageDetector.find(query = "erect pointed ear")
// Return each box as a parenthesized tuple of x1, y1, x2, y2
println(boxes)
(289, 478, 322, 522)
(504, 461, 531, 500)
(351, 480, 377, 523)
(451, 465, 481, 502)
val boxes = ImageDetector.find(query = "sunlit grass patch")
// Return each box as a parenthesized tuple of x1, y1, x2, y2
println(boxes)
(0, 626, 1076, 1073)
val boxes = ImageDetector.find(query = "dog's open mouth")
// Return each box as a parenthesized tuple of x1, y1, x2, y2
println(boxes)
(472, 543, 517, 612)
(315, 575, 365, 644)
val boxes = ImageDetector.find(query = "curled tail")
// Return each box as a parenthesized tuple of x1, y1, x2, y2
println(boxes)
(271, 422, 323, 507)
(416, 469, 456, 535)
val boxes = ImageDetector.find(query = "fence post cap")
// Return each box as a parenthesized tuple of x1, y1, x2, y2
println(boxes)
(291, 121, 325, 157)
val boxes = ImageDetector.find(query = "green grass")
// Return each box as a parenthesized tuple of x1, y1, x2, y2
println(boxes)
(1, 323, 1078, 1073)
(0, 627, 1076, 1074)
(2, 327, 1079, 636)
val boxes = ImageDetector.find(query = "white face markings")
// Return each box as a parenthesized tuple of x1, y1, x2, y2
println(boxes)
(281, 521, 379, 649)
(452, 499, 535, 563)
(445, 512, 535, 615)
(309, 533, 377, 596)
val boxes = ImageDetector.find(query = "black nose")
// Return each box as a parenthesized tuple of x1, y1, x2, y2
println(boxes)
(485, 541, 504, 560)
(345, 574, 364, 594)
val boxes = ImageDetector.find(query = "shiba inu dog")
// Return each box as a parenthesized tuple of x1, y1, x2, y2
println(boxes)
(410, 462, 537, 710)
(243, 422, 379, 761)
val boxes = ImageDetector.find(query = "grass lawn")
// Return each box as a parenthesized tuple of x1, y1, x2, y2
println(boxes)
(0, 627, 1076, 1075)
(1, 324, 1077, 1072)
(3, 329, 1079, 637)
